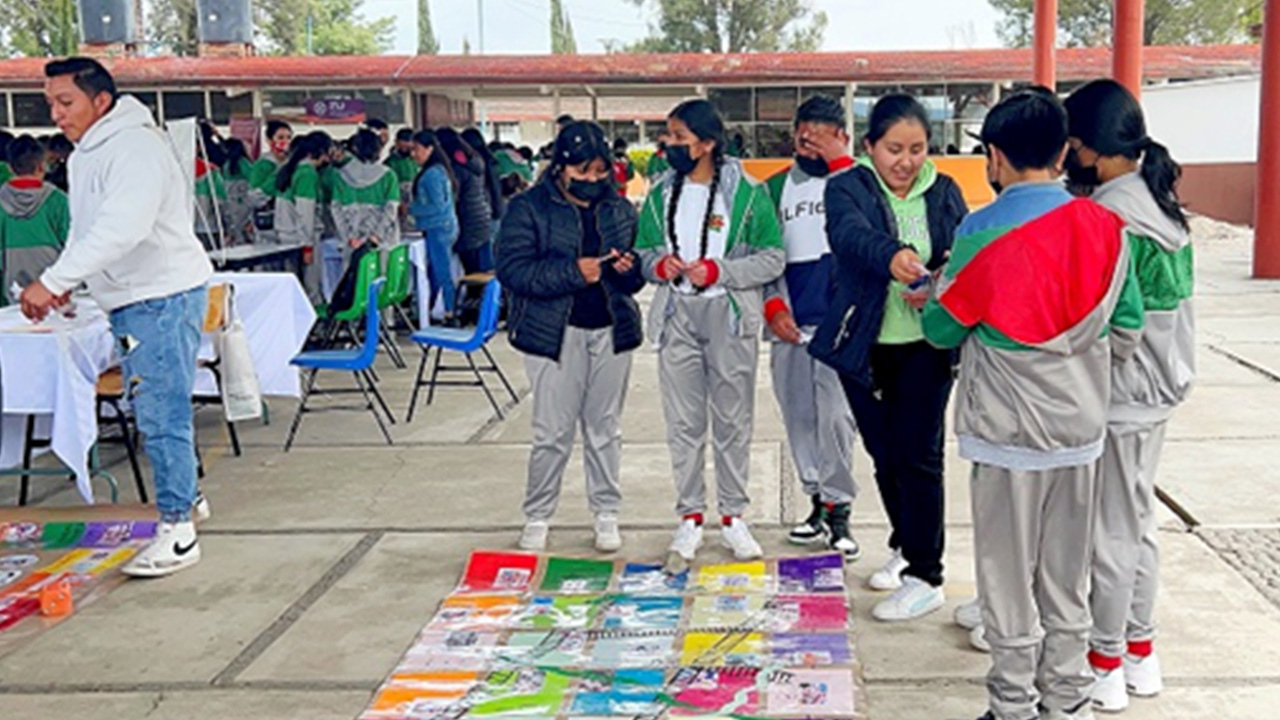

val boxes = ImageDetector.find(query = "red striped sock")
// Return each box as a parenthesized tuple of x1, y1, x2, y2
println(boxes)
(1088, 650, 1122, 672)
(1127, 640, 1154, 658)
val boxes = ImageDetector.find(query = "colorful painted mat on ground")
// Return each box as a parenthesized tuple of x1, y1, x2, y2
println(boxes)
(0, 519, 156, 656)
(359, 551, 867, 720)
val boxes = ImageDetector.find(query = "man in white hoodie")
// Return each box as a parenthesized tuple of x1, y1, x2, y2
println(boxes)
(20, 57, 213, 578)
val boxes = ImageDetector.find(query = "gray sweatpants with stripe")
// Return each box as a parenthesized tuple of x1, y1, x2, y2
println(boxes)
(972, 462, 1096, 720)
(770, 336, 858, 504)
(659, 294, 758, 518)
(1090, 420, 1166, 658)
(522, 326, 632, 521)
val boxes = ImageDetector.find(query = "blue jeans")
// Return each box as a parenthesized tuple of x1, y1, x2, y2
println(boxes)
(110, 285, 207, 523)
(425, 226, 458, 315)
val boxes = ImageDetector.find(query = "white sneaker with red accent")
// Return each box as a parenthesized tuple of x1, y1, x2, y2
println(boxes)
(1124, 650, 1163, 697)
(1090, 664, 1129, 713)
(720, 517, 764, 560)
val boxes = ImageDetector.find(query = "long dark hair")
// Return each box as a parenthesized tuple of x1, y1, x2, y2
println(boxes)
(224, 138, 249, 178)
(348, 128, 382, 164)
(462, 127, 503, 214)
(864, 94, 932, 147)
(411, 129, 457, 196)
(436, 128, 475, 171)
(666, 99, 727, 261)
(541, 120, 612, 187)
(276, 132, 332, 194)
(1065, 79, 1189, 231)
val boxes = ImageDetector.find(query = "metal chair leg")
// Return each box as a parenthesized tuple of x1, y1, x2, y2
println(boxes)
(352, 371, 393, 446)
(113, 399, 147, 503)
(465, 352, 504, 420)
(406, 348, 430, 423)
(426, 346, 444, 406)
(482, 345, 520, 404)
(284, 368, 319, 452)
(18, 415, 35, 506)
(379, 318, 407, 369)
(226, 420, 242, 457)
(362, 369, 396, 425)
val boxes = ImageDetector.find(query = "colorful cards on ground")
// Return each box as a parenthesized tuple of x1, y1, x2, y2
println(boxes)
(359, 550, 866, 720)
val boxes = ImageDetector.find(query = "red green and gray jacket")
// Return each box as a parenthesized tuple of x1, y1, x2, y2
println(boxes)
(0, 178, 68, 300)
(329, 159, 402, 247)
(1092, 172, 1195, 424)
(636, 157, 785, 344)
(923, 183, 1146, 470)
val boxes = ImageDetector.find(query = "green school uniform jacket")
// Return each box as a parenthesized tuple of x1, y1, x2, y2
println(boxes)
(0, 179, 69, 301)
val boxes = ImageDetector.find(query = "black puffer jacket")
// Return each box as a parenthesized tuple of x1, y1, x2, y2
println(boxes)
(452, 154, 493, 252)
(496, 176, 645, 361)
(809, 164, 968, 387)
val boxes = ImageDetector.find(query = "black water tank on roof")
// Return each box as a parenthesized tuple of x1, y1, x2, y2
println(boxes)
(197, 0, 253, 44)
(77, 0, 136, 45)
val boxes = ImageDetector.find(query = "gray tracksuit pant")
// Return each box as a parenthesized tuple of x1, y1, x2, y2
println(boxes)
(972, 463, 1096, 720)
(522, 326, 632, 521)
(659, 294, 758, 518)
(1090, 420, 1166, 658)
(770, 335, 858, 504)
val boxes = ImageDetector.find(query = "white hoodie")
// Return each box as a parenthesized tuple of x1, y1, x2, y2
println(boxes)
(41, 95, 212, 311)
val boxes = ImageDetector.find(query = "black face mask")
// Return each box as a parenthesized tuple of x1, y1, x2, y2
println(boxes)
(568, 178, 612, 204)
(794, 155, 830, 178)
(666, 144, 699, 176)
(1064, 148, 1101, 192)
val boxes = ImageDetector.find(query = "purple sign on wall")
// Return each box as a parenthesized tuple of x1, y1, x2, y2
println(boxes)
(303, 98, 366, 122)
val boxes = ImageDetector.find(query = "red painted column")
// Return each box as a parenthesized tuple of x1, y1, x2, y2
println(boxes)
(1255, 0, 1280, 278)
(1113, 0, 1145, 98)
(1034, 0, 1058, 88)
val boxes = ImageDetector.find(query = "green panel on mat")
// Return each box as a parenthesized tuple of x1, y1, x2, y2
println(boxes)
(41, 523, 87, 549)
(540, 557, 614, 593)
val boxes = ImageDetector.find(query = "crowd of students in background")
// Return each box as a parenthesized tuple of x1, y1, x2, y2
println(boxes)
(498, 82, 1192, 720)
(0, 74, 1192, 720)
(188, 116, 539, 315)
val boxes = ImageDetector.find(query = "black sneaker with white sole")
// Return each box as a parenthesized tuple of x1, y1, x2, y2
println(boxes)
(824, 502, 861, 561)
(787, 494, 828, 545)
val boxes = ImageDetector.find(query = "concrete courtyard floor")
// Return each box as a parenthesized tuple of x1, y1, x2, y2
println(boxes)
(2, 217, 1279, 719)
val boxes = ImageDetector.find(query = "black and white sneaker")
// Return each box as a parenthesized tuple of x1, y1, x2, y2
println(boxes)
(122, 521, 201, 578)
(824, 502, 861, 561)
(787, 494, 828, 545)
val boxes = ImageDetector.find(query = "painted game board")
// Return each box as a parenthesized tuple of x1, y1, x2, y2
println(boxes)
(357, 551, 867, 720)
(0, 516, 157, 657)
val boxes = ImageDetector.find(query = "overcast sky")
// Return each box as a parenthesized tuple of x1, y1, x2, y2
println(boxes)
(364, 0, 1005, 55)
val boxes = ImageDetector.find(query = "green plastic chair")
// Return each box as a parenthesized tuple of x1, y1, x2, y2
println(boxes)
(324, 250, 381, 350)
(334, 250, 381, 323)
(375, 245, 413, 368)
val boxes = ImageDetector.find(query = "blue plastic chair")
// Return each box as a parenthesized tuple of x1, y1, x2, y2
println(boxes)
(405, 278, 519, 422)
(285, 278, 395, 450)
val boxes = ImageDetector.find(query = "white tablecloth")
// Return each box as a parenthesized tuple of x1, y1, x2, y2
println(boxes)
(0, 303, 117, 502)
(199, 272, 315, 398)
(0, 274, 314, 503)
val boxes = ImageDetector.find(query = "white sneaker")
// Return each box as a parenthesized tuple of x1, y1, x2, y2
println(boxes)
(518, 520, 549, 551)
(669, 518, 704, 561)
(193, 493, 211, 524)
(720, 517, 764, 560)
(1124, 651, 1163, 697)
(968, 623, 991, 653)
(871, 575, 945, 622)
(954, 598, 983, 630)
(1090, 664, 1129, 713)
(122, 521, 201, 578)
(594, 513, 622, 553)
(868, 549, 908, 591)
(1045, 704, 1098, 720)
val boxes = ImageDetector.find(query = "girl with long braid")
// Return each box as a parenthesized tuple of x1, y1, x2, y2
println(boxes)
(636, 100, 786, 563)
